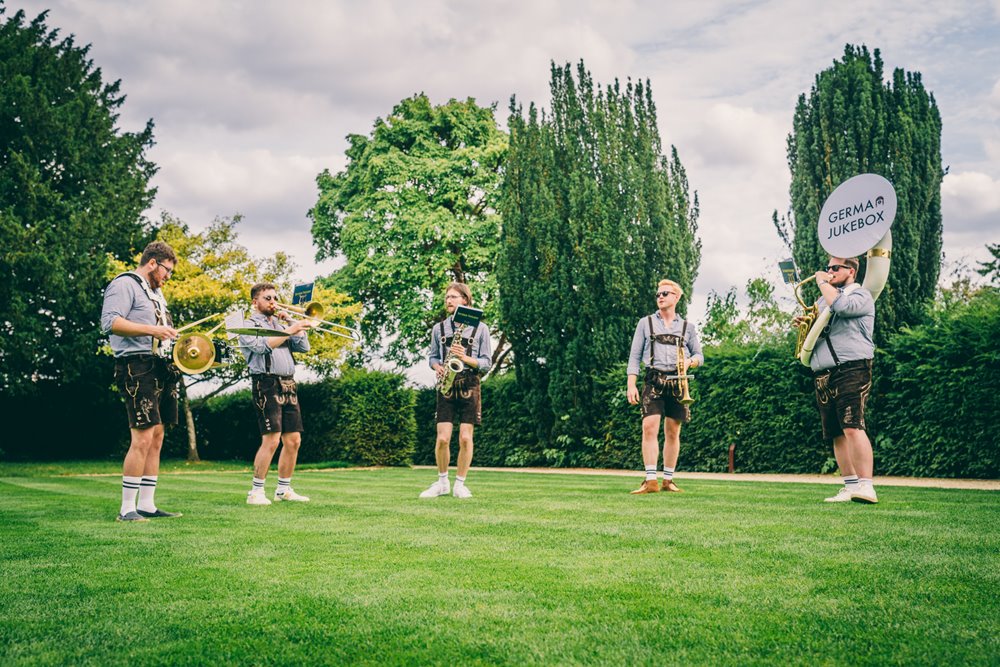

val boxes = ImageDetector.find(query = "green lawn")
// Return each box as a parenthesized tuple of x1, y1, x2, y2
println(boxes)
(1, 466, 997, 666)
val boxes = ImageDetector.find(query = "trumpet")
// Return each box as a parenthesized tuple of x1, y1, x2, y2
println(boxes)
(674, 338, 695, 406)
(275, 301, 362, 342)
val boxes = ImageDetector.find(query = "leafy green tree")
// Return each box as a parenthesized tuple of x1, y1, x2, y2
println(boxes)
(774, 44, 944, 345)
(499, 61, 700, 453)
(976, 243, 1000, 286)
(309, 94, 508, 368)
(0, 7, 157, 394)
(701, 277, 793, 348)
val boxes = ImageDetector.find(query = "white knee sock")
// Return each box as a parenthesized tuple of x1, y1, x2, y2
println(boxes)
(137, 476, 158, 513)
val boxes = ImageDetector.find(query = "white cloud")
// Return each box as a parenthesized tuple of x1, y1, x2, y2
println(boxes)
(8, 0, 1000, 375)
(942, 171, 1000, 233)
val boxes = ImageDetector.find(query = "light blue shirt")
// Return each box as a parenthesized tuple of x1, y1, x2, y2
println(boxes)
(809, 286, 875, 372)
(627, 312, 704, 376)
(238, 312, 310, 376)
(100, 272, 170, 357)
(428, 317, 492, 374)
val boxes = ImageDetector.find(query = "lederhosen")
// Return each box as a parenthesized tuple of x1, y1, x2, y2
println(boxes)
(435, 319, 482, 425)
(640, 315, 691, 423)
(248, 321, 303, 435)
(812, 310, 872, 441)
(111, 273, 180, 429)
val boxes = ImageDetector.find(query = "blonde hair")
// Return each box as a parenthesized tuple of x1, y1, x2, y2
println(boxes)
(657, 279, 683, 298)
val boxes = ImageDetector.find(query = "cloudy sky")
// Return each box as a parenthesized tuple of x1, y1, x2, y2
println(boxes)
(9, 1, 1000, 343)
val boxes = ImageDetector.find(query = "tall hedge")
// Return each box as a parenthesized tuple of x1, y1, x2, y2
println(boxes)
(413, 290, 1000, 480)
(182, 369, 416, 466)
(871, 288, 1000, 478)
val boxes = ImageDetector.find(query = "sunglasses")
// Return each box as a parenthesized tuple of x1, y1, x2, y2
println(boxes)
(825, 264, 850, 272)
(656, 290, 675, 298)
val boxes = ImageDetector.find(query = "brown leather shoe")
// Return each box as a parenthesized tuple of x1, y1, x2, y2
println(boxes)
(661, 480, 684, 493)
(630, 479, 660, 495)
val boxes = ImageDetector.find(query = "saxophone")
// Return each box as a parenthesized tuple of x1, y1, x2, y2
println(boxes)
(437, 348, 465, 395)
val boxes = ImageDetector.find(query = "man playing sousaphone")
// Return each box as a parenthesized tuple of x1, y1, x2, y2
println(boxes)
(794, 256, 878, 504)
(626, 279, 704, 494)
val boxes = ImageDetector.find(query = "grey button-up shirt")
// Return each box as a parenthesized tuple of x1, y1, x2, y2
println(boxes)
(238, 312, 310, 376)
(627, 312, 704, 376)
(100, 272, 169, 357)
(809, 285, 875, 373)
(428, 317, 492, 374)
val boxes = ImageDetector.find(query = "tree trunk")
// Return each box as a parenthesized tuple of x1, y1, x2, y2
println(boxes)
(180, 381, 200, 462)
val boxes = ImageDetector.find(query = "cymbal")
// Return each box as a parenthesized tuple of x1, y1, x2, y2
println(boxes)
(173, 333, 216, 374)
(226, 327, 291, 337)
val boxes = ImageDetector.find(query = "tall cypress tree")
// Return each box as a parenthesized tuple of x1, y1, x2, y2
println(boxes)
(777, 45, 943, 343)
(499, 61, 700, 456)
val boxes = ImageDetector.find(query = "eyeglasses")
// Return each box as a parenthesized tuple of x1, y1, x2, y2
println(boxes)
(156, 261, 174, 277)
(825, 264, 850, 273)
(656, 290, 675, 298)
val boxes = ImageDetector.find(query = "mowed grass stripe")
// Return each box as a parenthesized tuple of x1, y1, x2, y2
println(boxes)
(0, 468, 997, 666)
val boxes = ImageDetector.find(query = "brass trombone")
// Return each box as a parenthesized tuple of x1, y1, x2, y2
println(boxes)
(275, 301, 362, 342)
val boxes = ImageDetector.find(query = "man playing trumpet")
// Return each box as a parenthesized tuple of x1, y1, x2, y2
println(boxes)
(626, 279, 704, 494)
(239, 283, 315, 505)
(793, 256, 878, 504)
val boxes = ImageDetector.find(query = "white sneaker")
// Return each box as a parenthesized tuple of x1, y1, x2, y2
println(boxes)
(452, 483, 472, 499)
(275, 487, 310, 502)
(851, 484, 878, 504)
(824, 487, 854, 503)
(419, 480, 450, 498)
(246, 489, 271, 506)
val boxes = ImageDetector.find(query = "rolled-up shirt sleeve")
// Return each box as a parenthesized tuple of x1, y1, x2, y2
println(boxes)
(100, 280, 132, 334)
(473, 324, 492, 374)
(428, 324, 443, 370)
(686, 322, 705, 367)
(239, 332, 271, 356)
(830, 287, 875, 319)
(626, 319, 647, 376)
(288, 332, 310, 353)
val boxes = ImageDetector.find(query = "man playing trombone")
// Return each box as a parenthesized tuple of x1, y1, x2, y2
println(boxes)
(101, 241, 183, 522)
(626, 279, 704, 494)
(239, 283, 315, 505)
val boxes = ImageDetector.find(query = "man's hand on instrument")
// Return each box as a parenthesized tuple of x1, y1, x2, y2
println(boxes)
(449, 340, 467, 361)
(150, 325, 178, 341)
(814, 270, 833, 285)
(287, 319, 316, 335)
(434, 364, 446, 380)
(792, 315, 809, 327)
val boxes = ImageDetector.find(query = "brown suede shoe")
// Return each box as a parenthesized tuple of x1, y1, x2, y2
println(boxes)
(661, 480, 684, 493)
(630, 479, 660, 495)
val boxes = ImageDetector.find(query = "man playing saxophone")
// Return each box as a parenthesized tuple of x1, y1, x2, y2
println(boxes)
(626, 279, 704, 494)
(420, 282, 492, 499)
(793, 256, 878, 504)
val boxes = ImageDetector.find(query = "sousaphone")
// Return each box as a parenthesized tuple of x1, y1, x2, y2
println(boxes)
(796, 173, 896, 366)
